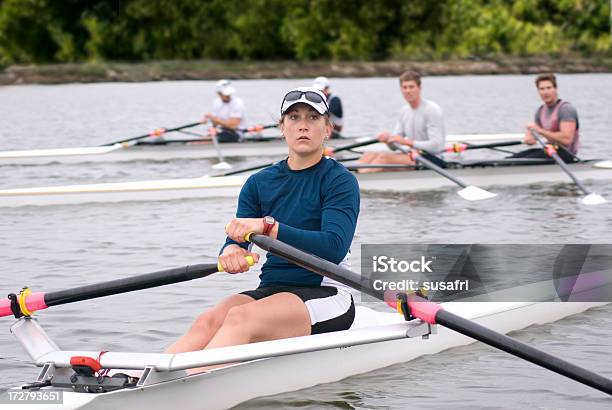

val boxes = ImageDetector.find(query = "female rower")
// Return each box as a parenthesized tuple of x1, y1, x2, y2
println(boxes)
(166, 87, 360, 371)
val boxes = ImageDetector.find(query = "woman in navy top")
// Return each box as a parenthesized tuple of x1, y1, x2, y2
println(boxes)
(166, 87, 360, 372)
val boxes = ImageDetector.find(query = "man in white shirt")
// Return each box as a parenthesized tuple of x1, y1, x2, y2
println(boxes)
(203, 79, 247, 142)
(313, 76, 343, 139)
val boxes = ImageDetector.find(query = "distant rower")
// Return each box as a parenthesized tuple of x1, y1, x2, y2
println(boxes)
(313, 76, 343, 139)
(513, 73, 580, 162)
(203, 79, 247, 143)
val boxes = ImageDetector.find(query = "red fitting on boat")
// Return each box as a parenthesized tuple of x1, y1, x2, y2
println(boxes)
(545, 144, 557, 157)
(70, 356, 102, 376)
(150, 127, 166, 137)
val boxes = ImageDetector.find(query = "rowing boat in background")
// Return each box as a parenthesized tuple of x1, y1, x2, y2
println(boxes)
(1, 159, 611, 207)
(0, 133, 522, 166)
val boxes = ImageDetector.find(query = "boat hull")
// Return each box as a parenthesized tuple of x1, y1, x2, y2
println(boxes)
(0, 134, 523, 166)
(1, 161, 611, 207)
(2, 302, 604, 410)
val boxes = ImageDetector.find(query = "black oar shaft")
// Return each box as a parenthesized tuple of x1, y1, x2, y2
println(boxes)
(218, 162, 275, 177)
(248, 234, 612, 396)
(531, 130, 591, 195)
(416, 154, 466, 187)
(45, 264, 218, 307)
(435, 309, 612, 395)
(390, 143, 467, 188)
(215, 156, 359, 177)
(249, 234, 382, 300)
(463, 140, 522, 150)
(103, 122, 202, 146)
(238, 124, 278, 133)
(332, 138, 378, 154)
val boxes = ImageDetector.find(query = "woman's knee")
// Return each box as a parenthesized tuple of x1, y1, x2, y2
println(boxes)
(191, 308, 225, 333)
(222, 305, 251, 329)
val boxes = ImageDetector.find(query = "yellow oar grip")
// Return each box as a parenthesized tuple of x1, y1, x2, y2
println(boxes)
(18, 287, 33, 316)
(245, 232, 254, 242)
(217, 255, 255, 272)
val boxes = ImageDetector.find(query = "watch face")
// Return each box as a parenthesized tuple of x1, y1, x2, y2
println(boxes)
(264, 216, 275, 225)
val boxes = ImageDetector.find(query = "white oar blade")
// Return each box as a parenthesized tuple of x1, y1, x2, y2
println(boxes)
(581, 193, 607, 206)
(457, 185, 497, 201)
(593, 160, 612, 169)
(212, 162, 232, 170)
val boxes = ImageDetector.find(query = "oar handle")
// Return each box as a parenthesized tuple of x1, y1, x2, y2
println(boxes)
(217, 256, 255, 272)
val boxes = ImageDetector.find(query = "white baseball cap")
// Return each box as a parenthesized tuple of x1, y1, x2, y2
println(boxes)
(280, 87, 329, 116)
(312, 76, 330, 91)
(216, 79, 235, 96)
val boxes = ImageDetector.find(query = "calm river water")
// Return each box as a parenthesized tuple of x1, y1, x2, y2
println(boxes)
(1, 75, 611, 409)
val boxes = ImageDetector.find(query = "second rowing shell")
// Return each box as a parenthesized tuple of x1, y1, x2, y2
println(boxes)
(1, 160, 611, 207)
(0, 133, 522, 166)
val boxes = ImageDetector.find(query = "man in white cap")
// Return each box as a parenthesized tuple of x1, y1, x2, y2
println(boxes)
(203, 79, 247, 143)
(313, 76, 343, 139)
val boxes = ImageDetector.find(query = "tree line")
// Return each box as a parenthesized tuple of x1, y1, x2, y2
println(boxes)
(0, 0, 610, 66)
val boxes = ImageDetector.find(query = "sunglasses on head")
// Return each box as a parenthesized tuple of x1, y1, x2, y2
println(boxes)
(282, 91, 328, 109)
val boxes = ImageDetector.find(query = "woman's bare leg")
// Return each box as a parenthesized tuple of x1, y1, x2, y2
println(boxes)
(186, 292, 311, 374)
(164, 294, 254, 354)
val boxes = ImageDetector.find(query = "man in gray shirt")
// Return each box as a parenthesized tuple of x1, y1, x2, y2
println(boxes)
(358, 71, 446, 172)
(511, 73, 579, 162)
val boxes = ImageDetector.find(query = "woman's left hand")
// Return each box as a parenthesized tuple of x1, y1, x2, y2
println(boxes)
(225, 218, 265, 243)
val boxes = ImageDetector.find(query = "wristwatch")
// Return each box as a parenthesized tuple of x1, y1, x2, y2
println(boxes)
(262, 216, 276, 236)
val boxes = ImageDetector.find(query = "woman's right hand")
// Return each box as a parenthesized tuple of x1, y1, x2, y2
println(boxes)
(218, 244, 260, 274)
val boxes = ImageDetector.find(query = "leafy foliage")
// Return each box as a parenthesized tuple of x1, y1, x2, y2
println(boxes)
(0, 0, 609, 64)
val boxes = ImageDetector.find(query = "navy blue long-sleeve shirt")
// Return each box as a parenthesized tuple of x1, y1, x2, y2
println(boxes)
(221, 157, 360, 287)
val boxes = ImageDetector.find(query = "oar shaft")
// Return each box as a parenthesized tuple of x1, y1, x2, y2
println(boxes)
(0, 264, 218, 317)
(435, 309, 612, 395)
(463, 140, 522, 150)
(248, 234, 382, 300)
(248, 234, 612, 395)
(531, 130, 591, 195)
(218, 162, 275, 177)
(45, 264, 218, 307)
(103, 122, 202, 146)
(390, 143, 467, 188)
(331, 138, 379, 154)
(238, 124, 278, 133)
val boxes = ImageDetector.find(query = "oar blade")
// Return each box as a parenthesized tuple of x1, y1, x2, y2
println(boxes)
(212, 161, 233, 170)
(457, 185, 497, 201)
(593, 160, 612, 169)
(581, 193, 607, 206)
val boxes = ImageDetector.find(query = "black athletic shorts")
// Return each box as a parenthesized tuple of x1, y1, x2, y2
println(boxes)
(509, 147, 578, 163)
(216, 129, 240, 143)
(240, 285, 355, 335)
